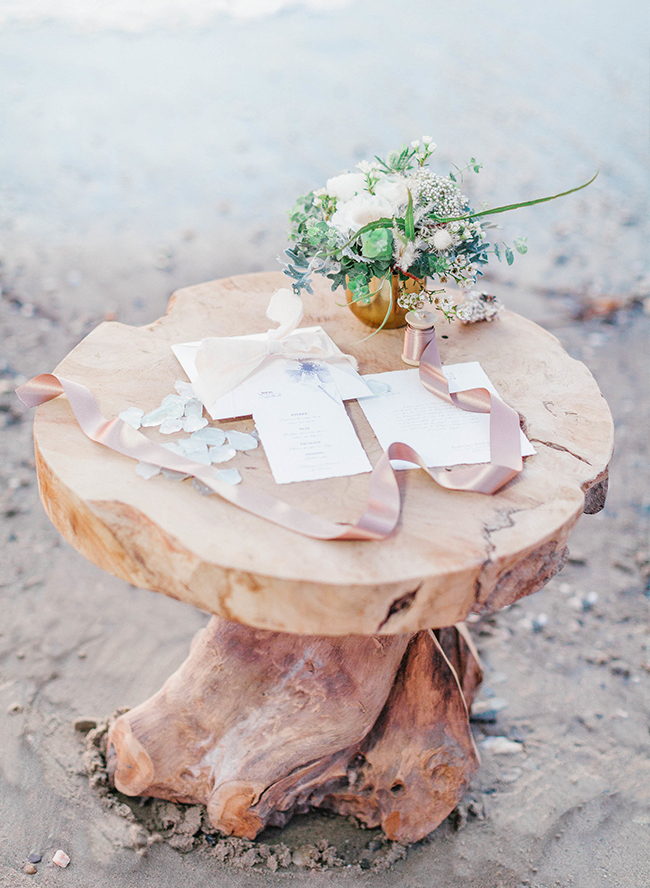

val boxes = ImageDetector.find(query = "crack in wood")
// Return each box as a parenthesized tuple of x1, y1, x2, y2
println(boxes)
(529, 438, 592, 465)
(377, 584, 422, 631)
(474, 504, 543, 607)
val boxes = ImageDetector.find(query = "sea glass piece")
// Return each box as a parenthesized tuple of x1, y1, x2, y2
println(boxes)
(159, 417, 184, 434)
(141, 394, 185, 427)
(182, 415, 208, 433)
(209, 444, 237, 464)
(174, 380, 195, 399)
(119, 407, 144, 429)
(191, 427, 226, 447)
(176, 438, 212, 465)
(162, 468, 190, 481)
(184, 398, 204, 419)
(216, 468, 242, 486)
(225, 430, 258, 451)
(135, 462, 161, 479)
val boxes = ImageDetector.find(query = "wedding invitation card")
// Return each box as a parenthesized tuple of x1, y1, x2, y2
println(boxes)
(358, 363, 535, 470)
(251, 360, 372, 484)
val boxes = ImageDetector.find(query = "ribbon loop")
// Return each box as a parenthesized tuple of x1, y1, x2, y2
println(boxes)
(266, 339, 286, 356)
(192, 289, 356, 408)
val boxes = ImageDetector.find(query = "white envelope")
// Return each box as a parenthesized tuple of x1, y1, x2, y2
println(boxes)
(172, 326, 372, 420)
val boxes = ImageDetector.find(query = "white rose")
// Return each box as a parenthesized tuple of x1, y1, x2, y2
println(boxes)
(374, 177, 409, 211)
(432, 228, 453, 251)
(330, 194, 394, 235)
(325, 172, 366, 202)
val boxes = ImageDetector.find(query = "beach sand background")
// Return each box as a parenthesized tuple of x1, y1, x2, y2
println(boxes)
(0, 1, 649, 885)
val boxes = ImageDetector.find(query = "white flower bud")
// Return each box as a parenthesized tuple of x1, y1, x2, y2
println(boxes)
(356, 159, 380, 174)
(432, 229, 453, 251)
(410, 140, 420, 149)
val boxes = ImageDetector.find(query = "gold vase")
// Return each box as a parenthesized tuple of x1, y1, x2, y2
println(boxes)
(345, 274, 422, 329)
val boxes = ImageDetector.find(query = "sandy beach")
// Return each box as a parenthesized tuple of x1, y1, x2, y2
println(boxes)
(1, 1, 649, 885)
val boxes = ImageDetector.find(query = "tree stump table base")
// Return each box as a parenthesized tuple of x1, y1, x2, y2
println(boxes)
(107, 617, 482, 844)
(29, 272, 614, 847)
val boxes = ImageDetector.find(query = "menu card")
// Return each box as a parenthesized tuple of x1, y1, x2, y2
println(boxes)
(252, 360, 372, 485)
(359, 363, 535, 469)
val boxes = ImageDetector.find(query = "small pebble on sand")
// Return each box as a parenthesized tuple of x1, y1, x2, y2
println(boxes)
(531, 613, 549, 632)
(52, 849, 70, 868)
(24, 863, 37, 874)
(480, 736, 523, 755)
(28, 853, 41, 863)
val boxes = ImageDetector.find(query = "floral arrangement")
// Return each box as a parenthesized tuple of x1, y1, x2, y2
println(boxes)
(283, 139, 595, 324)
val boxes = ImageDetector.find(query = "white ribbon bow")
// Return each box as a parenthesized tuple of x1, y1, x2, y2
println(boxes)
(192, 289, 354, 407)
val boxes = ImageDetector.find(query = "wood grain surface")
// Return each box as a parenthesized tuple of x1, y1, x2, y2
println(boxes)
(33, 272, 614, 635)
(107, 617, 482, 843)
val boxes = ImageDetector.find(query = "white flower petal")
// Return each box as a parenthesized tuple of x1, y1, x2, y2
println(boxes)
(330, 193, 394, 235)
(325, 172, 366, 202)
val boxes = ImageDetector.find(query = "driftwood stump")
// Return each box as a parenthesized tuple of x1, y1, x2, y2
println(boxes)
(107, 618, 481, 843)
(30, 272, 614, 842)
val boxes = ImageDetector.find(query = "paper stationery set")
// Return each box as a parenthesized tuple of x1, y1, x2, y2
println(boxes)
(172, 290, 534, 486)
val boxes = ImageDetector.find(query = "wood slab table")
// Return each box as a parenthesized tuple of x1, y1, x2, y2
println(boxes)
(31, 272, 614, 843)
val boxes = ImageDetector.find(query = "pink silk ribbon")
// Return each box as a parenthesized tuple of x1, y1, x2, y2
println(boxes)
(16, 334, 523, 541)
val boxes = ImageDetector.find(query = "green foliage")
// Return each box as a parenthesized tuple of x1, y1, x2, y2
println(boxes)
(404, 190, 415, 241)
(361, 228, 393, 260)
(282, 139, 598, 310)
(449, 158, 483, 182)
(374, 144, 417, 174)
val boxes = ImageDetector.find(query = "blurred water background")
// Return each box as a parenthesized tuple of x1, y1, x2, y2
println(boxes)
(0, 0, 647, 328)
